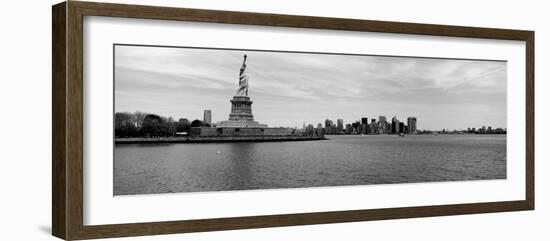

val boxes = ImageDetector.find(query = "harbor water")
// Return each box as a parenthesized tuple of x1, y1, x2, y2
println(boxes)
(114, 134, 506, 195)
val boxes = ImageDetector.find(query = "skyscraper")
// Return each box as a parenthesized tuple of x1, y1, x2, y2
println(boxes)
(407, 117, 417, 134)
(325, 119, 334, 134)
(379, 116, 387, 134)
(399, 122, 405, 133)
(361, 117, 369, 134)
(337, 119, 344, 134)
(352, 121, 360, 134)
(345, 124, 353, 134)
(391, 116, 400, 134)
(203, 109, 212, 125)
(306, 124, 314, 135)
(317, 123, 324, 135)
(370, 118, 377, 134)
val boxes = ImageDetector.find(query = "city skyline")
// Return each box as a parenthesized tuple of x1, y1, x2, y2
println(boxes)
(115, 108, 505, 134)
(115, 45, 507, 130)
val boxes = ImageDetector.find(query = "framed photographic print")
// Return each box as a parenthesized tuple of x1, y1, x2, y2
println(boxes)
(52, 1, 534, 240)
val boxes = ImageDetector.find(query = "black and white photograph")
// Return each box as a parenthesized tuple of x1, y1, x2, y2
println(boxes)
(113, 44, 507, 196)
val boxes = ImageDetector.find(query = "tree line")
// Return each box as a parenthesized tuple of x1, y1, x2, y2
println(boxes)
(115, 111, 210, 137)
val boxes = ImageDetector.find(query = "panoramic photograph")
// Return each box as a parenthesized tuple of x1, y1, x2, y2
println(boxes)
(113, 44, 507, 196)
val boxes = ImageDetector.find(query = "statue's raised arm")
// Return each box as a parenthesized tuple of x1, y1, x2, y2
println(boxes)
(236, 54, 249, 96)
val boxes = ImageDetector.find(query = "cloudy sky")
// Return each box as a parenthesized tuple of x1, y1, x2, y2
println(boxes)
(114, 44, 506, 130)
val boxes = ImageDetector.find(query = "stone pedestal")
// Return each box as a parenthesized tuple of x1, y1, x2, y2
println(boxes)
(229, 96, 254, 121)
(217, 96, 268, 128)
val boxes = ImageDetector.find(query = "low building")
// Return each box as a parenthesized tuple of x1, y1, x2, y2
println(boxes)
(190, 127, 293, 137)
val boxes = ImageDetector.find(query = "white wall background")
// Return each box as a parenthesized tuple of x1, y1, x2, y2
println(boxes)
(0, 0, 547, 240)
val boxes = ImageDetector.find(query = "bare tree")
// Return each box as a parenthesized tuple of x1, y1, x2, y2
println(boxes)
(133, 111, 147, 128)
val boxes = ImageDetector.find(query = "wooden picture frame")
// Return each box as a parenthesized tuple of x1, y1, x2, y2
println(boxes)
(52, 1, 534, 240)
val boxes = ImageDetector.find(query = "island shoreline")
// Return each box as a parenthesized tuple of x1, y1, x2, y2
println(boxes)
(115, 135, 327, 144)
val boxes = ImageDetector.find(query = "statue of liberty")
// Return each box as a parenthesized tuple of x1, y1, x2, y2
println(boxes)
(236, 54, 249, 96)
